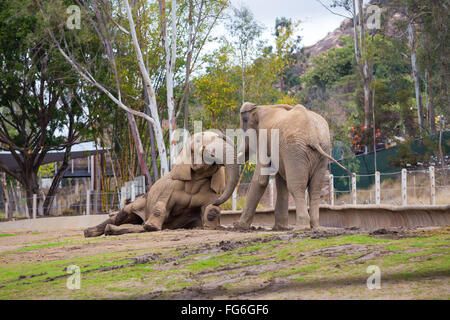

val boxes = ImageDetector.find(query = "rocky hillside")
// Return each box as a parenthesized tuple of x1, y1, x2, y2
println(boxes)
(302, 0, 402, 60)
(303, 18, 354, 59)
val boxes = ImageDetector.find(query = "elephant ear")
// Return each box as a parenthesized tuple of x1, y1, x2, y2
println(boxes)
(210, 166, 226, 194)
(170, 137, 193, 181)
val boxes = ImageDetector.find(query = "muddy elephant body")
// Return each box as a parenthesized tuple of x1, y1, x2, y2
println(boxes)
(214, 103, 348, 230)
(84, 131, 239, 237)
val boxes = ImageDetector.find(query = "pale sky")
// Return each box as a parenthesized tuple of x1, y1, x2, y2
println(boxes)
(229, 0, 352, 47)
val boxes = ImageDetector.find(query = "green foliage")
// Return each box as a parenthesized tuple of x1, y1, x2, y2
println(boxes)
(38, 163, 56, 179)
(192, 44, 241, 130)
(300, 36, 355, 88)
(389, 134, 445, 168)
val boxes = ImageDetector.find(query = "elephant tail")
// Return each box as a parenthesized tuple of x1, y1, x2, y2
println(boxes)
(310, 144, 353, 176)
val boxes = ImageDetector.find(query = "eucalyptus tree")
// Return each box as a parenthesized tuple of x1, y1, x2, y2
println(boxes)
(35, 0, 229, 178)
(317, 0, 374, 128)
(226, 5, 263, 103)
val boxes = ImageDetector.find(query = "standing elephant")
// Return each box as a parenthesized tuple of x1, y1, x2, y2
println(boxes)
(213, 102, 349, 230)
(84, 131, 239, 237)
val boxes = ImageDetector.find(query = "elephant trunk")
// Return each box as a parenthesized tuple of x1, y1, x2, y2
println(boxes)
(213, 144, 240, 206)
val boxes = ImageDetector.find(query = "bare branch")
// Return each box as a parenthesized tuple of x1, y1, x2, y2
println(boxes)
(316, 0, 352, 19)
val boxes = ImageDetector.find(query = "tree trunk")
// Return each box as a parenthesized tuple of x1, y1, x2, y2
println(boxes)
(127, 113, 151, 187)
(408, 22, 423, 131)
(358, 0, 372, 129)
(183, 0, 194, 132)
(160, 0, 178, 169)
(125, 0, 169, 175)
(144, 88, 159, 182)
(24, 173, 39, 218)
(43, 155, 71, 216)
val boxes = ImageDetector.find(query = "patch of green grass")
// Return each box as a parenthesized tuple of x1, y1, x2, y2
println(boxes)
(0, 233, 15, 238)
(385, 244, 406, 252)
(13, 240, 75, 252)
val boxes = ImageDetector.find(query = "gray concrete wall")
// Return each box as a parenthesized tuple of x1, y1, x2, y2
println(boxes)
(0, 204, 449, 233)
(0, 214, 109, 232)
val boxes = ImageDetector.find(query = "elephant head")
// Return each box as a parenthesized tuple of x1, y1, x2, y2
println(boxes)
(171, 132, 240, 199)
(212, 102, 261, 206)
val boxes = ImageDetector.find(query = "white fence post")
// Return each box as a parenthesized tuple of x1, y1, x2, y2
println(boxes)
(86, 190, 90, 215)
(232, 188, 237, 211)
(401, 169, 407, 206)
(52, 195, 56, 215)
(131, 182, 136, 202)
(351, 173, 357, 205)
(429, 166, 436, 205)
(375, 171, 381, 205)
(120, 186, 126, 209)
(329, 174, 334, 206)
(90, 156, 95, 190)
(5, 202, 8, 219)
(32, 194, 37, 219)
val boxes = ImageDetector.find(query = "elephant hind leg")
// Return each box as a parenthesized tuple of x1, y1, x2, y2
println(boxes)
(286, 176, 309, 229)
(308, 159, 328, 229)
(144, 201, 168, 231)
(84, 218, 113, 237)
(273, 174, 290, 230)
(84, 210, 143, 238)
(292, 189, 309, 229)
(104, 224, 146, 236)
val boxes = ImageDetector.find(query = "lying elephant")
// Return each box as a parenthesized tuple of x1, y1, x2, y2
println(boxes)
(84, 131, 239, 237)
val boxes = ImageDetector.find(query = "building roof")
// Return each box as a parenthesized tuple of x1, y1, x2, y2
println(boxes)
(0, 141, 108, 171)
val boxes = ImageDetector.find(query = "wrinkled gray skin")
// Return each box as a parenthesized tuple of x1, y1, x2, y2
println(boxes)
(215, 102, 349, 230)
(84, 132, 239, 237)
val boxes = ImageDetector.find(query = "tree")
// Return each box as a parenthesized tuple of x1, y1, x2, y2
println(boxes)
(175, 0, 227, 132)
(0, 0, 86, 214)
(301, 36, 355, 88)
(193, 44, 240, 130)
(226, 5, 263, 103)
(34, 0, 171, 176)
(318, 0, 374, 128)
(391, 0, 449, 135)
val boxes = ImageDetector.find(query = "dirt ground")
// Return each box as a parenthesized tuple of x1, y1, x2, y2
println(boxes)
(0, 225, 449, 299)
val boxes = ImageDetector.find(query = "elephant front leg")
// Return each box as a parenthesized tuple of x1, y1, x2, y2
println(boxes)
(144, 201, 169, 231)
(273, 174, 290, 230)
(202, 204, 221, 229)
(235, 164, 269, 229)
